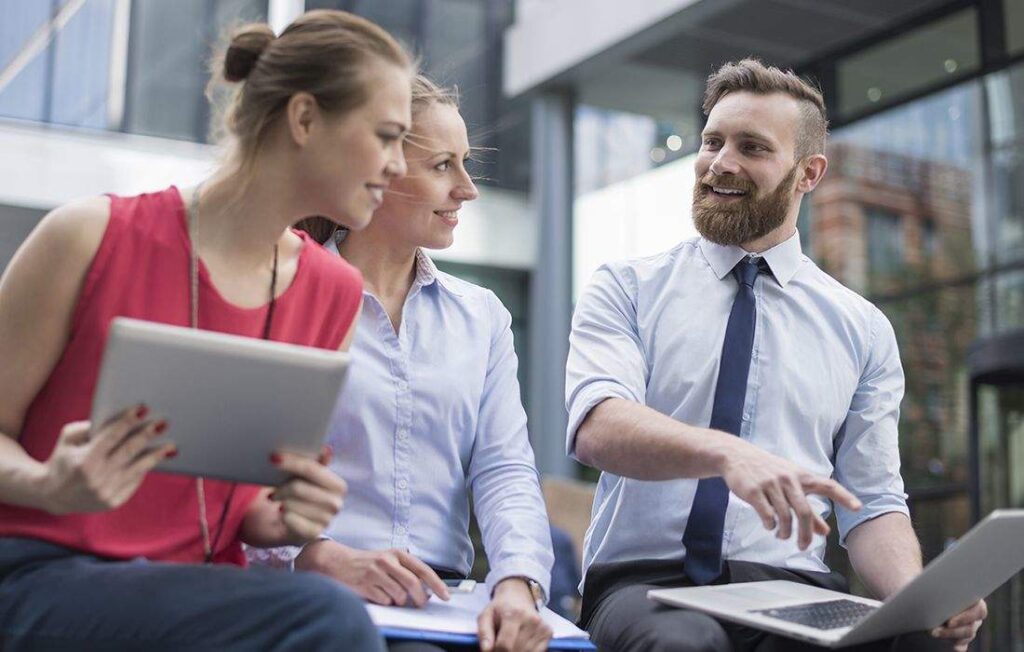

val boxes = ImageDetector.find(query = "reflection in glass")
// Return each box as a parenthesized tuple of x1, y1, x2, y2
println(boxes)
(977, 385, 1024, 649)
(125, 0, 266, 142)
(813, 81, 985, 294)
(837, 9, 979, 119)
(988, 64, 1024, 266)
(995, 271, 1024, 333)
(0, 0, 116, 129)
(1006, 0, 1024, 55)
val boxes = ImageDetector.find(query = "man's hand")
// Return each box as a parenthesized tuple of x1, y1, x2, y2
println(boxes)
(295, 539, 450, 607)
(477, 578, 552, 652)
(931, 599, 986, 652)
(717, 436, 862, 549)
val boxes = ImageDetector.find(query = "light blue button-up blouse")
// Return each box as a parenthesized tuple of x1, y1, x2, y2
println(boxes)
(323, 249, 553, 596)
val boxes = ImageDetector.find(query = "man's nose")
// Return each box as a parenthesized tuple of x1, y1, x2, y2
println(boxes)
(709, 148, 740, 176)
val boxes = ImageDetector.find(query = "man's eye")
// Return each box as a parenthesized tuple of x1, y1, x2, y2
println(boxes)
(435, 161, 451, 172)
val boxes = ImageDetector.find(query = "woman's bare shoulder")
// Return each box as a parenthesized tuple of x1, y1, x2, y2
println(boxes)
(25, 196, 112, 267)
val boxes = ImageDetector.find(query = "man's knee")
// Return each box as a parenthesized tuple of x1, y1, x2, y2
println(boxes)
(599, 610, 732, 652)
(632, 619, 731, 652)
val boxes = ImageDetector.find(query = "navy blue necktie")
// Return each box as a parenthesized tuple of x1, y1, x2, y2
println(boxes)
(682, 257, 763, 585)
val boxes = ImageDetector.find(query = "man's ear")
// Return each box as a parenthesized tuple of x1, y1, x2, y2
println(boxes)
(285, 92, 319, 147)
(797, 154, 828, 193)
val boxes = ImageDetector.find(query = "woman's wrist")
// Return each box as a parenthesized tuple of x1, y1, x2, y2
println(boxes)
(14, 458, 56, 513)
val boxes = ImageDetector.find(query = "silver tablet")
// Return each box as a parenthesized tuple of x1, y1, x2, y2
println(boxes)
(90, 317, 350, 486)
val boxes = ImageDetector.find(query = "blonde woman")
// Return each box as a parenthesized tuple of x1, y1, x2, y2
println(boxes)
(294, 77, 555, 652)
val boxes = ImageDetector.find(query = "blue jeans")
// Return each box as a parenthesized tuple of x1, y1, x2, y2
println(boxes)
(0, 537, 385, 651)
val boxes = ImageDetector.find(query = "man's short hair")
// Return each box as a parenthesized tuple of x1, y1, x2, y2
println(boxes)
(702, 58, 829, 159)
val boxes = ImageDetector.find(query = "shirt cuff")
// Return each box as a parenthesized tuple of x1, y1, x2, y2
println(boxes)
(288, 533, 335, 572)
(485, 559, 552, 606)
(567, 382, 640, 457)
(837, 495, 910, 547)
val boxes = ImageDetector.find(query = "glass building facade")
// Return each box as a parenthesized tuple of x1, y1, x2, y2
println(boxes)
(0, 0, 531, 381)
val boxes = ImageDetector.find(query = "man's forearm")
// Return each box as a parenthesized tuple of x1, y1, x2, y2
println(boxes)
(846, 512, 921, 599)
(574, 398, 735, 481)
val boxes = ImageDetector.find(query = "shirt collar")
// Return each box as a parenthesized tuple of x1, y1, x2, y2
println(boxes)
(698, 229, 803, 288)
(322, 239, 463, 297)
(412, 249, 463, 297)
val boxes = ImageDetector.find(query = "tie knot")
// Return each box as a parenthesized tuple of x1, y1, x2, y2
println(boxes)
(732, 257, 763, 287)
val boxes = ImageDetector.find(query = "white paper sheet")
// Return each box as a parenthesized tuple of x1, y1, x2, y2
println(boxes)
(365, 586, 590, 640)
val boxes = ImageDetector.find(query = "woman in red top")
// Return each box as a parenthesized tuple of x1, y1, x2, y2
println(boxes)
(0, 10, 410, 651)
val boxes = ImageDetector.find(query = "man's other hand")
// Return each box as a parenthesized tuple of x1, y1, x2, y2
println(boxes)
(931, 599, 986, 652)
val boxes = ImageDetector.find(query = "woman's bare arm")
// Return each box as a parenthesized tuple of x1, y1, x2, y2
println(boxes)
(0, 198, 175, 512)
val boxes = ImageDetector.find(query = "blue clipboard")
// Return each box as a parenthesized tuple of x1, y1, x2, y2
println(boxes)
(380, 626, 597, 650)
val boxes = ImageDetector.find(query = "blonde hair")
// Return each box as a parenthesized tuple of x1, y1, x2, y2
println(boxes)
(209, 9, 412, 172)
(703, 58, 828, 158)
(411, 73, 458, 115)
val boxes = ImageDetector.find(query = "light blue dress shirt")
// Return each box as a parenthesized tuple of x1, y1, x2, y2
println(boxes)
(322, 249, 553, 596)
(566, 232, 909, 586)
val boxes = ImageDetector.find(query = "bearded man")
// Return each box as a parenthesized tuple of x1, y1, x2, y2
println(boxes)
(564, 58, 986, 652)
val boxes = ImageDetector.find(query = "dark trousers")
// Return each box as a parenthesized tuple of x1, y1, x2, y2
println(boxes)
(0, 537, 385, 651)
(580, 559, 952, 652)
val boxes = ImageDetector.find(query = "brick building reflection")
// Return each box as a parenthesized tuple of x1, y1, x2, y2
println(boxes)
(807, 142, 975, 560)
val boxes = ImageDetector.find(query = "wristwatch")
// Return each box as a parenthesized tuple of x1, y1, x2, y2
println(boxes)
(525, 578, 545, 612)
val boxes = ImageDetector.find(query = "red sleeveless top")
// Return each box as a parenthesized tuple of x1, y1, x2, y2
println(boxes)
(0, 187, 362, 565)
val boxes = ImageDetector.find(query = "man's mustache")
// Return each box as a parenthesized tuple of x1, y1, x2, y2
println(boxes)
(696, 174, 757, 195)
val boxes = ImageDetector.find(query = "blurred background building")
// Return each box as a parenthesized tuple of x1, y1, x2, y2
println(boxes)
(1, 0, 1022, 646)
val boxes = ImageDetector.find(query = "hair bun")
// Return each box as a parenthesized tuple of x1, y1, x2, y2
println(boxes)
(224, 24, 275, 82)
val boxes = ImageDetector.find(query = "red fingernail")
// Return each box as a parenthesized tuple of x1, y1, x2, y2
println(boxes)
(270, 452, 283, 465)
(319, 445, 333, 464)
(154, 420, 168, 434)
(165, 448, 178, 459)
(136, 404, 149, 419)
(279, 504, 285, 513)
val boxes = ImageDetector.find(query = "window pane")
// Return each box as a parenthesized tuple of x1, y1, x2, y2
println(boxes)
(995, 270, 1024, 332)
(865, 208, 905, 289)
(837, 9, 980, 119)
(0, 0, 51, 122)
(988, 63, 1024, 267)
(807, 81, 986, 296)
(1006, 0, 1024, 56)
(50, 0, 117, 129)
(977, 384, 1024, 649)
(0, 0, 116, 128)
(879, 287, 975, 493)
(124, 0, 265, 142)
(309, 0, 421, 48)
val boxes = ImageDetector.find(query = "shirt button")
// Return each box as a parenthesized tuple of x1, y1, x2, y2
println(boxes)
(397, 429, 408, 439)
(396, 526, 406, 537)
(398, 480, 408, 490)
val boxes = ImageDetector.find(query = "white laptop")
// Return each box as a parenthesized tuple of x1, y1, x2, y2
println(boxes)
(91, 317, 350, 486)
(648, 510, 1024, 648)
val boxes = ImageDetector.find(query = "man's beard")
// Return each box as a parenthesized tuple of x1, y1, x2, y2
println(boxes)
(692, 165, 798, 246)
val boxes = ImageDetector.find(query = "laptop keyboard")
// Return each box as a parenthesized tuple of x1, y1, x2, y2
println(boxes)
(752, 599, 877, 630)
